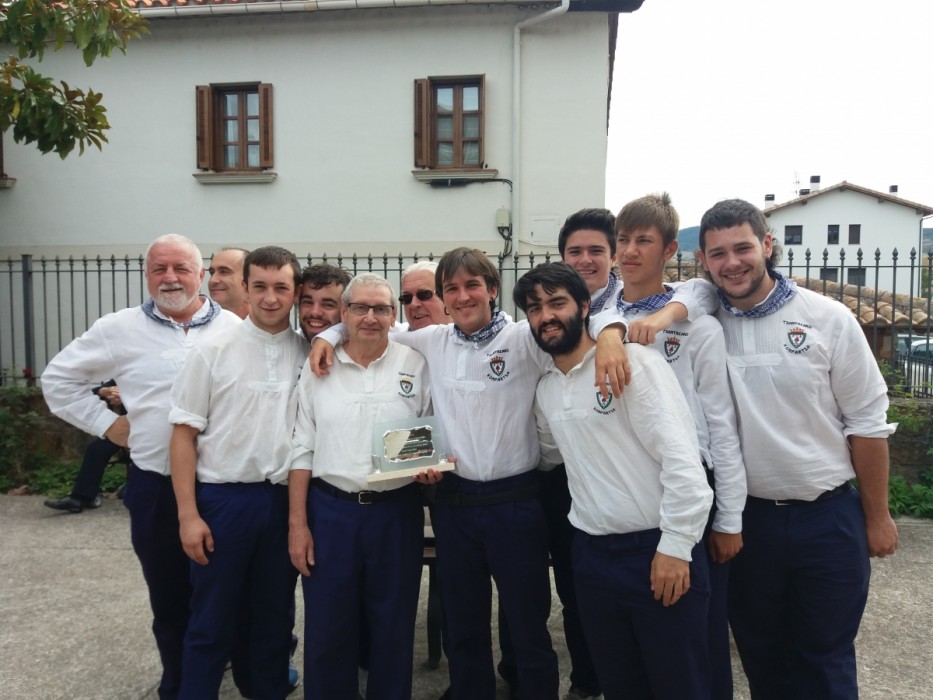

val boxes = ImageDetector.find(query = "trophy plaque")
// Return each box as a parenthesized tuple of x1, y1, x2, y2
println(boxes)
(368, 416, 455, 483)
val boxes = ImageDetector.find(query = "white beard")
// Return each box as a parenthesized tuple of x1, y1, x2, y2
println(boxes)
(155, 287, 199, 313)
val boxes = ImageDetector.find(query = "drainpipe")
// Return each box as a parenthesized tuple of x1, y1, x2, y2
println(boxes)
(512, 0, 571, 252)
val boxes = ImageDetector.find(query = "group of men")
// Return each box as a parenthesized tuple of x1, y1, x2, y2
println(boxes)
(41, 194, 897, 700)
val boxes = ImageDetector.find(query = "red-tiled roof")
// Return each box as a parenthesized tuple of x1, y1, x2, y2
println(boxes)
(663, 265, 933, 331)
(127, 0, 645, 10)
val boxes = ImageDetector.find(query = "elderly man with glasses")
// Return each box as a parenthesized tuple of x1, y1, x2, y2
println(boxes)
(288, 272, 442, 700)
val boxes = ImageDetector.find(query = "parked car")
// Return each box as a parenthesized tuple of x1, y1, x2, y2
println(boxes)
(900, 337, 933, 394)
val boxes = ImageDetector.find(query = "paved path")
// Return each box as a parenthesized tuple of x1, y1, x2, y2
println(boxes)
(1, 494, 931, 699)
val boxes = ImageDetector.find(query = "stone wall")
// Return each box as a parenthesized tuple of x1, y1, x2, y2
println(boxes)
(888, 398, 933, 483)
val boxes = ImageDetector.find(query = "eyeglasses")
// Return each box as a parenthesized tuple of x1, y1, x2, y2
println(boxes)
(398, 289, 436, 305)
(346, 302, 395, 317)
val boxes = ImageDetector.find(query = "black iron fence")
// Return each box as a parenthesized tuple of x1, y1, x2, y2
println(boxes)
(3, 248, 933, 395)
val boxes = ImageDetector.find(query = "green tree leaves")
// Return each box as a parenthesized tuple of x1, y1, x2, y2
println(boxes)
(0, 0, 147, 158)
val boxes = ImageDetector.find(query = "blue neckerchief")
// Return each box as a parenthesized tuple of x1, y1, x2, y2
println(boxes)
(616, 285, 674, 314)
(141, 297, 221, 329)
(453, 310, 507, 343)
(719, 270, 797, 318)
(590, 272, 621, 313)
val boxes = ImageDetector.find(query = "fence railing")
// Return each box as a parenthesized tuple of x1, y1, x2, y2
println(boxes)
(3, 248, 933, 396)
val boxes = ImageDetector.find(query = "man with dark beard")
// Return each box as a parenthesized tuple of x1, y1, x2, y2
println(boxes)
(513, 262, 713, 700)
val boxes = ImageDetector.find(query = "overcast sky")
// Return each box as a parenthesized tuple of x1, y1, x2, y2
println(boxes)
(606, 0, 933, 228)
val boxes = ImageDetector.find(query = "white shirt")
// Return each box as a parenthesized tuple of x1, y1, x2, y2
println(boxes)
(41, 299, 242, 476)
(711, 283, 895, 500)
(391, 321, 552, 482)
(289, 341, 431, 493)
(169, 318, 310, 485)
(589, 306, 746, 534)
(536, 344, 713, 561)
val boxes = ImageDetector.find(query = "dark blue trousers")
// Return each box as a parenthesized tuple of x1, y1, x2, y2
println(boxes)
(71, 437, 122, 501)
(573, 528, 710, 700)
(729, 486, 870, 700)
(498, 464, 600, 695)
(432, 472, 559, 700)
(179, 482, 293, 700)
(123, 464, 192, 700)
(301, 482, 424, 700)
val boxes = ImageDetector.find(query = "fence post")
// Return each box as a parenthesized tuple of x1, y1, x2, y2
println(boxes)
(21, 254, 36, 384)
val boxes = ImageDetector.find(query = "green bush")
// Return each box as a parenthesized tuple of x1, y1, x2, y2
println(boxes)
(0, 382, 42, 486)
(888, 470, 933, 519)
(28, 459, 127, 497)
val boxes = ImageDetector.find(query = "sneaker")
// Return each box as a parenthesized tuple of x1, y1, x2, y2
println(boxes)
(288, 659, 299, 694)
(565, 687, 602, 699)
(43, 494, 102, 513)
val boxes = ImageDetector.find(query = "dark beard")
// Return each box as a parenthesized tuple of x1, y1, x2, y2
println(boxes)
(531, 311, 585, 357)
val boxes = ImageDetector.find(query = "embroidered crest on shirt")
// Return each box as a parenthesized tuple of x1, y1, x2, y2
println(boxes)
(487, 355, 509, 382)
(594, 390, 615, 415)
(664, 335, 681, 359)
(783, 321, 813, 355)
(398, 372, 416, 398)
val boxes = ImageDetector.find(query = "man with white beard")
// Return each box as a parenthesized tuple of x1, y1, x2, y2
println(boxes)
(42, 234, 241, 699)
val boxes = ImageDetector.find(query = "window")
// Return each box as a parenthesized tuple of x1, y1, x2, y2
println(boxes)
(848, 224, 861, 245)
(827, 224, 839, 245)
(414, 76, 484, 169)
(196, 83, 273, 171)
(847, 267, 866, 286)
(784, 225, 803, 245)
(819, 267, 839, 282)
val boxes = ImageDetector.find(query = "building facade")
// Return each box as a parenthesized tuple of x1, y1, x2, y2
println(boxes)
(0, 0, 645, 259)
(764, 181, 933, 296)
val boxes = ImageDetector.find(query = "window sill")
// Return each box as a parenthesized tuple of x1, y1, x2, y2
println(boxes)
(193, 171, 277, 185)
(411, 169, 499, 185)
(0, 177, 16, 189)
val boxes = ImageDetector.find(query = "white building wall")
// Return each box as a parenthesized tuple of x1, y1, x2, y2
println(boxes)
(765, 188, 925, 295)
(0, 8, 611, 259)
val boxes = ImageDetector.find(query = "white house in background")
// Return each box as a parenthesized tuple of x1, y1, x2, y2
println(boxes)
(764, 179, 933, 296)
(0, 0, 645, 259)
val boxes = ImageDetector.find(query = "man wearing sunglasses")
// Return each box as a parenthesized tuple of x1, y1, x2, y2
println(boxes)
(399, 261, 449, 331)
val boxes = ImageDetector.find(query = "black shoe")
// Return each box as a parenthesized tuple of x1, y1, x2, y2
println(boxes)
(116, 484, 127, 499)
(43, 494, 102, 513)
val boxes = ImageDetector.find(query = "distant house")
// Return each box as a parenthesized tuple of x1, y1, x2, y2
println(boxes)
(0, 0, 645, 259)
(763, 180, 933, 296)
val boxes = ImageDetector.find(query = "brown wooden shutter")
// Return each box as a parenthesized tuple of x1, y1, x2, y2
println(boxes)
(413, 78, 430, 168)
(196, 85, 213, 170)
(259, 83, 274, 169)
(477, 74, 485, 168)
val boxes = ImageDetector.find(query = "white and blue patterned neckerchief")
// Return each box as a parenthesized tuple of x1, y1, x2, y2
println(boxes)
(616, 284, 674, 315)
(453, 310, 507, 343)
(720, 270, 797, 318)
(590, 272, 621, 313)
(141, 296, 221, 329)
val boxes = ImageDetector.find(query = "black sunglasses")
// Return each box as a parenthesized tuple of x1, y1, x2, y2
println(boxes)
(399, 289, 436, 305)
